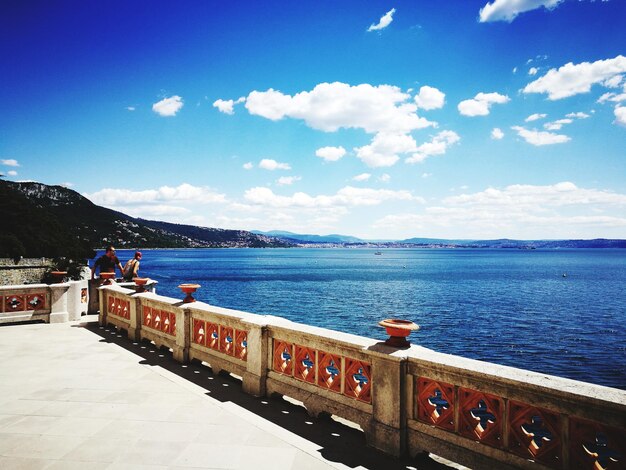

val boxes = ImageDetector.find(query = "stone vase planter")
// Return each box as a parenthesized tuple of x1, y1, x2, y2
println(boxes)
(99, 272, 116, 285)
(178, 283, 200, 303)
(379, 318, 419, 348)
(134, 277, 149, 293)
(50, 271, 67, 284)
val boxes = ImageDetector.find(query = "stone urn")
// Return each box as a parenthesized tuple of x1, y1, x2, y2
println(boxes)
(50, 271, 67, 284)
(99, 272, 116, 285)
(178, 283, 200, 303)
(378, 318, 419, 348)
(133, 277, 149, 293)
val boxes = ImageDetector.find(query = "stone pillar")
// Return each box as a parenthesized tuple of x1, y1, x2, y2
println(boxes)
(66, 281, 83, 321)
(173, 307, 190, 363)
(128, 294, 141, 341)
(88, 279, 100, 314)
(49, 283, 70, 323)
(365, 352, 408, 457)
(98, 287, 107, 326)
(242, 320, 268, 397)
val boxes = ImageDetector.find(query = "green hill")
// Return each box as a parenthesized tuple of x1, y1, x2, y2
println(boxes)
(0, 181, 290, 258)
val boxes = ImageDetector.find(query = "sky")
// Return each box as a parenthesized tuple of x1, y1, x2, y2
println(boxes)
(1, 0, 625, 240)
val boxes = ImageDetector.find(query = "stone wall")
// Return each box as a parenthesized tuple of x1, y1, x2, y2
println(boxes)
(0, 258, 53, 286)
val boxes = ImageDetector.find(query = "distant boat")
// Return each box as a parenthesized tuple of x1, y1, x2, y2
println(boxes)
(562, 273, 568, 277)
(374, 251, 382, 255)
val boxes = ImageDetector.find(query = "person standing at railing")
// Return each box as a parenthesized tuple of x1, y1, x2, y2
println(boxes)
(91, 246, 124, 280)
(122, 251, 142, 281)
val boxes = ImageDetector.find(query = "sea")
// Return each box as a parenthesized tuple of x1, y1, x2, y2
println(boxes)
(105, 248, 626, 390)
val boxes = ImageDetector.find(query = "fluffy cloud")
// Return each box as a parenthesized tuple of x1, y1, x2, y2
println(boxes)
(414, 86, 446, 110)
(213, 97, 246, 115)
(315, 146, 346, 162)
(353, 173, 371, 182)
(276, 176, 301, 186)
(543, 118, 573, 131)
(511, 126, 570, 146)
(243, 162, 254, 170)
(7, 170, 17, 176)
(126, 106, 136, 111)
(565, 112, 590, 119)
(373, 182, 626, 239)
(525, 113, 547, 122)
(244, 82, 435, 134)
(367, 8, 396, 32)
(597, 90, 626, 104)
(615, 106, 626, 127)
(523, 55, 626, 100)
(379, 173, 391, 182)
(458, 92, 510, 116)
(405, 130, 460, 164)
(479, 0, 564, 23)
(152, 95, 184, 117)
(1, 159, 20, 167)
(491, 128, 504, 140)
(85, 183, 226, 206)
(354, 133, 417, 167)
(259, 159, 291, 170)
(244, 185, 421, 209)
(529, 67, 538, 76)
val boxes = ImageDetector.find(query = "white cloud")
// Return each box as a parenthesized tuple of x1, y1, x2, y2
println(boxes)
(513, 66, 518, 74)
(244, 82, 435, 135)
(373, 182, 626, 239)
(244, 185, 421, 209)
(60, 182, 73, 188)
(7, 170, 17, 176)
(421, 173, 432, 179)
(511, 126, 570, 146)
(414, 86, 446, 110)
(458, 92, 510, 116)
(565, 112, 590, 119)
(525, 113, 547, 122)
(353, 173, 372, 182)
(126, 106, 135, 111)
(615, 105, 626, 127)
(603, 75, 623, 89)
(523, 55, 626, 100)
(379, 173, 391, 183)
(367, 8, 396, 32)
(479, 0, 564, 23)
(405, 130, 461, 164)
(529, 67, 538, 76)
(276, 176, 302, 186)
(1, 159, 20, 167)
(543, 118, 573, 131)
(315, 146, 346, 162)
(243, 162, 254, 170)
(597, 91, 626, 104)
(213, 97, 246, 115)
(85, 183, 226, 206)
(259, 158, 291, 170)
(491, 128, 504, 140)
(152, 95, 184, 117)
(354, 133, 417, 167)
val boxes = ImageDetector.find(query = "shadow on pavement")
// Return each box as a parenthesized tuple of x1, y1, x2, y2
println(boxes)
(80, 317, 461, 470)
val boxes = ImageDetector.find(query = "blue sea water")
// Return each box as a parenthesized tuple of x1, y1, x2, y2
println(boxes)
(108, 248, 626, 389)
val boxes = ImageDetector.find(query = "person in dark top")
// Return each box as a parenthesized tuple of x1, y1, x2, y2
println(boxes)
(91, 245, 124, 280)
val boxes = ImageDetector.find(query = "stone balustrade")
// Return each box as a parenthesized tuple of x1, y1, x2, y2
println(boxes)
(99, 284, 626, 470)
(0, 279, 88, 324)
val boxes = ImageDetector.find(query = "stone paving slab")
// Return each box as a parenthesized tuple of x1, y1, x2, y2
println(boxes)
(0, 317, 462, 470)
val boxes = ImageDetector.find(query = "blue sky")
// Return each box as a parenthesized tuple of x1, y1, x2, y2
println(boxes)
(1, 0, 625, 239)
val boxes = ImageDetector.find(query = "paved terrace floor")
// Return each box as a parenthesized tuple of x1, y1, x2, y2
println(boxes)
(0, 316, 464, 470)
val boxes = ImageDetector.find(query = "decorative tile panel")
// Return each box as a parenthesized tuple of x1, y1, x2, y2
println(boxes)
(344, 358, 371, 403)
(153, 309, 163, 331)
(235, 329, 248, 361)
(570, 417, 625, 470)
(107, 296, 115, 315)
(206, 322, 219, 350)
(416, 377, 455, 431)
(508, 400, 561, 468)
(162, 310, 173, 335)
(192, 319, 206, 346)
(220, 325, 235, 356)
(317, 351, 342, 393)
(294, 345, 316, 384)
(273, 340, 293, 375)
(4, 294, 25, 311)
(26, 293, 46, 310)
(142, 306, 153, 327)
(458, 388, 503, 448)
